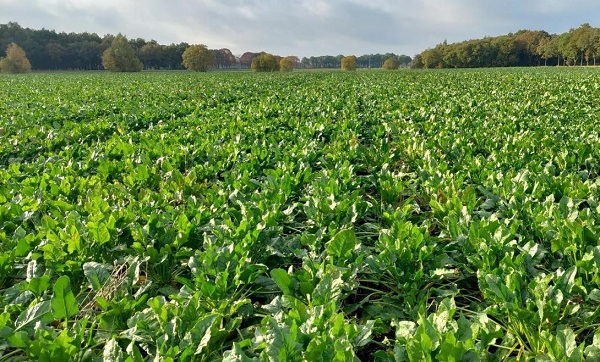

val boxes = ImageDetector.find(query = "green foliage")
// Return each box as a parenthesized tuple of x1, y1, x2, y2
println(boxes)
(415, 25, 600, 68)
(51, 276, 79, 320)
(0, 43, 32, 73)
(251, 53, 280, 72)
(182, 44, 215, 72)
(341, 55, 357, 71)
(1, 68, 600, 360)
(102, 34, 143, 72)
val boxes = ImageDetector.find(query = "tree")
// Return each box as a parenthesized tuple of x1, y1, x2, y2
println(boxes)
(593, 28, 600, 65)
(102, 34, 143, 72)
(397, 55, 412, 67)
(164, 43, 188, 70)
(557, 31, 577, 65)
(139, 41, 165, 70)
(212, 48, 237, 69)
(536, 36, 558, 66)
(382, 57, 399, 70)
(239, 52, 258, 69)
(182, 44, 214, 72)
(573, 23, 595, 65)
(251, 53, 279, 72)
(421, 48, 443, 68)
(279, 56, 295, 72)
(46, 42, 65, 69)
(411, 54, 424, 69)
(0, 43, 32, 73)
(515, 30, 549, 66)
(341, 55, 357, 71)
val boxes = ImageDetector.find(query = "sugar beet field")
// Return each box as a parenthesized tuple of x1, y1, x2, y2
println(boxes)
(1, 68, 600, 361)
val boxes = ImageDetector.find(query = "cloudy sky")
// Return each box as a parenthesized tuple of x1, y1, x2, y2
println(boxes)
(1, 0, 599, 57)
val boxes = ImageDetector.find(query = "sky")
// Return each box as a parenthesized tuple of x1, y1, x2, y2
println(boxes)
(1, 0, 600, 58)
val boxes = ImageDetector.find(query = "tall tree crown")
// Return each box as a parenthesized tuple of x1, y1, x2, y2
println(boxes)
(0, 42, 32, 73)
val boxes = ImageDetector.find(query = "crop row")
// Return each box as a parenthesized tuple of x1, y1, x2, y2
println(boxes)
(1, 69, 600, 360)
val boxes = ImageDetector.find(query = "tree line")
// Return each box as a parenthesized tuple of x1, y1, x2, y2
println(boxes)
(413, 23, 600, 68)
(4, 21, 600, 72)
(0, 22, 411, 71)
(300, 54, 412, 69)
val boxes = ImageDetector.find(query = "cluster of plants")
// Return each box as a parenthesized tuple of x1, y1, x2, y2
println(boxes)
(1, 68, 600, 360)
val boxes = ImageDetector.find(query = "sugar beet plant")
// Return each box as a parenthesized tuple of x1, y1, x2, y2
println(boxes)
(1, 68, 600, 360)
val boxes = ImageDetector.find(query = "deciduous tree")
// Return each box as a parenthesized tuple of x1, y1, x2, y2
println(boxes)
(0, 42, 32, 73)
(46, 42, 65, 70)
(139, 41, 165, 70)
(341, 55, 357, 71)
(421, 48, 443, 68)
(279, 56, 295, 72)
(102, 34, 143, 72)
(239, 52, 259, 69)
(382, 57, 399, 70)
(212, 48, 237, 69)
(573, 23, 595, 65)
(251, 53, 279, 72)
(411, 54, 424, 69)
(182, 44, 215, 72)
(536, 36, 558, 66)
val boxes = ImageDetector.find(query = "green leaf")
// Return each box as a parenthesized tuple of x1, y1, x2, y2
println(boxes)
(326, 229, 357, 261)
(313, 269, 343, 306)
(556, 326, 578, 359)
(176, 213, 191, 231)
(15, 239, 31, 258)
(306, 335, 334, 361)
(8, 330, 30, 348)
(456, 314, 473, 342)
(395, 321, 417, 342)
(15, 300, 52, 330)
(41, 215, 58, 231)
(480, 198, 497, 210)
(27, 275, 51, 297)
(181, 313, 220, 355)
(83, 262, 111, 291)
(483, 274, 511, 301)
(104, 337, 125, 361)
(125, 340, 145, 362)
(271, 268, 295, 296)
(353, 320, 375, 347)
(556, 267, 576, 294)
(51, 275, 79, 319)
(589, 289, 600, 302)
(0, 326, 13, 339)
(223, 342, 259, 362)
(584, 331, 600, 360)
(66, 224, 81, 253)
(264, 318, 301, 361)
(88, 221, 111, 245)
